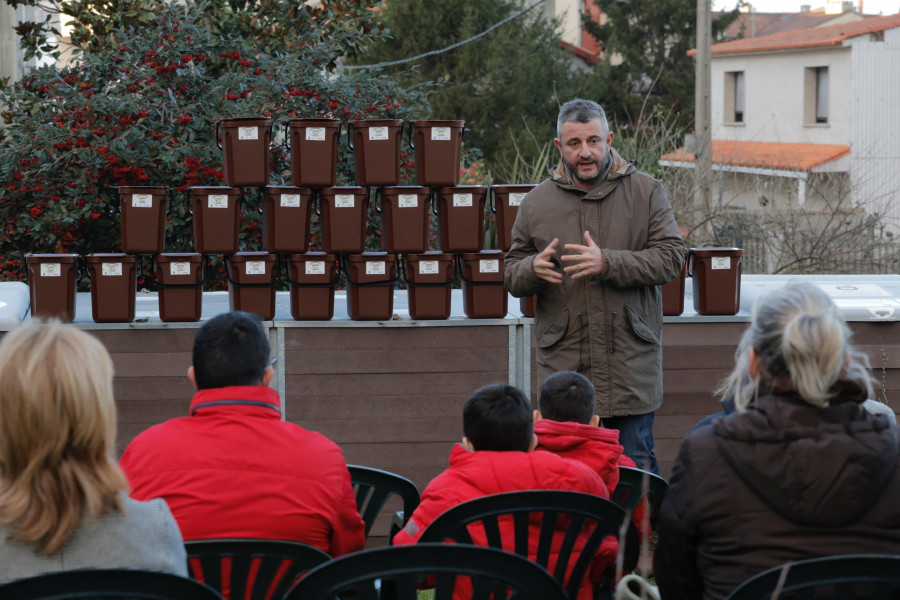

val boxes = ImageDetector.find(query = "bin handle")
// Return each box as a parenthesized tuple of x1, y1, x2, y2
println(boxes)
(313, 189, 322, 218)
(346, 121, 355, 151)
(406, 120, 415, 150)
(214, 119, 224, 150)
(373, 187, 383, 215)
(488, 187, 496, 215)
(686, 249, 695, 278)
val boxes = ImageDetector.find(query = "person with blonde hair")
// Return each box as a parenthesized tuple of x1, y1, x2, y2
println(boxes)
(654, 282, 900, 600)
(0, 321, 186, 584)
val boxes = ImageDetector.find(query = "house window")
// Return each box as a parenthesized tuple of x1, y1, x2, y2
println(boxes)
(804, 66, 829, 124)
(724, 71, 744, 123)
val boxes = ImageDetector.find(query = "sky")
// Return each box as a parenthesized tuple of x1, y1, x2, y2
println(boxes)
(712, 0, 900, 14)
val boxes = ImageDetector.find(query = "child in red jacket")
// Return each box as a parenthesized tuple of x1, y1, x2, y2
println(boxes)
(393, 383, 616, 600)
(534, 371, 649, 535)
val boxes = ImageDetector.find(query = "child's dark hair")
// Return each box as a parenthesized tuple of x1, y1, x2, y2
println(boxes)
(539, 371, 595, 424)
(463, 383, 533, 452)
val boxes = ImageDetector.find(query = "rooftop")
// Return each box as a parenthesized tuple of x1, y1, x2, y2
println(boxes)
(660, 140, 851, 171)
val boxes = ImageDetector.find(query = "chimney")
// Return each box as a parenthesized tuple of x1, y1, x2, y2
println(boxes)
(858, 0, 863, 12)
(800, 4, 811, 12)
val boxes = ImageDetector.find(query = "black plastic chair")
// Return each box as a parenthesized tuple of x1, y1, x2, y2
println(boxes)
(418, 490, 639, 600)
(347, 464, 420, 542)
(283, 543, 568, 600)
(0, 568, 224, 599)
(725, 554, 900, 599)
(611, 466, 669, 528)
(184, 539, 330, 600)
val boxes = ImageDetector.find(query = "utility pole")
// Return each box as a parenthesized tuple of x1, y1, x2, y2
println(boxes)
(694, 0, 712, 209)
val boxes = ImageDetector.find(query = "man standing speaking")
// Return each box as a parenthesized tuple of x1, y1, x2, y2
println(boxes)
(505, 98, 684, 474)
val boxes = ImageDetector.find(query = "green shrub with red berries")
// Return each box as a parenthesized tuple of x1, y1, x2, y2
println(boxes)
(0, 0, 431, 288)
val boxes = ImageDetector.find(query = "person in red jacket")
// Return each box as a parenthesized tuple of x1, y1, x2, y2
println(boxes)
(535, 371, 650, 537)
(393, 383, 616, 600)
(120, 311, 365, 556)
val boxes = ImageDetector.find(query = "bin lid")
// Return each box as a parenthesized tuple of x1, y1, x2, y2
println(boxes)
(118, 186, 169, 194)
(288, 252, 338, 262)
(381, 186, 430, 195)
(491, 184, 536, 193)
(349, 119, 404, 128)
(287, 117, 341, 126)
(265, 185, 314, 195)
(437, 185, 487, 196)
(26, 254, 79, 263)
(347, 252, 397, 263)
(691, 247, 742, 257)
(406, 251, 452, 262)
(460, 250, 505, 261)
(156, 253, 203, 262)
(86, 253, 137, 263)
(412, 120, 465, 128)
(218, 116, 273, 126)
(189, 186, 241, 194)
(320, 186, 367, 197)
(229, 252, 276, 262)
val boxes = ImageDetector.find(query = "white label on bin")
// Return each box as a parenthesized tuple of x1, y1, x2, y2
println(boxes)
(170, 262, 191, 276)
(208, 194, 229, 208)
(306, 261, 326, 275)
(711, 257, 731, 270)
(131, 194, 153, 208)
(509, 193, 526, 207)
(238, 126, 259, 141)
(453, 193, 473, 207)
(102, 263, 123, 276)
(40, 263, 61, 277)
(398, 194, 418, 208)
(366, 261, 386, 275)
(335, 194, 355, 208)
(479, 259, 500, 274)
(368, 126, 389, 141)
(431, 127, 451, 141)
(419, 260, 439, 275)
(305, 127, 326, 141)
(246, 261, 266, 275)
(280, 194, 301, 207)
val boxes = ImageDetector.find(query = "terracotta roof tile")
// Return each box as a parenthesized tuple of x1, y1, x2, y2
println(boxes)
(660, 140, 851, 171)
(689, 12, 900, 55)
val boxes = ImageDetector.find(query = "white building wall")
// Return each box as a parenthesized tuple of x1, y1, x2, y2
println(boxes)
(544, 0, 583, 48)
(711, 48, 852, 144)
(850, 28, 900, 227)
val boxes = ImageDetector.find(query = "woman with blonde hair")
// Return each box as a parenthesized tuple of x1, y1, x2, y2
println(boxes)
(0, 320, 186, 583)
(654, 282, 900, 600)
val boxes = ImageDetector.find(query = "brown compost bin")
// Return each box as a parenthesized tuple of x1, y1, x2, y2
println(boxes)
(287, 118, 341, 188)
(491, 184, 535, 252)
(520, 295, 536, 318)
(344, 252, 398, 321)
(459, 250, 507, 319)
(118, 186, 168, 254)
(349, 119, 403, 186)
(661, 248, 690, 316)
(216, 117, 273, 187)
(436, 185, 487, 253)
(154, 253, 204, 322)
(689, 247, 743, 316)
(26, 254, 79, 322)
(287, 252, 340, 321)
(404, 251, 454, 320)
(380, 186, 431, 253)
(319, 186, 369, 254)
(411, 120, 464, 186)
(86, 253, 137, 323)
(262, 186, 315, 253)
(190, 186, 242, 254)
(226, 252, 277, 320)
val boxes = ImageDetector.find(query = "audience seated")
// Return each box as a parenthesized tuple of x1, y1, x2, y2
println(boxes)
(120, 311, 364, 556)
(0, 321, 186, 584)
(534, 370, 649, 534)
(393, 383, 616, 600)
(653, 282, 900, 600)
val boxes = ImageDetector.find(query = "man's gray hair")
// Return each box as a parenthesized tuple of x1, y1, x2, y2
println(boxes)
(557, 99, 609, 139)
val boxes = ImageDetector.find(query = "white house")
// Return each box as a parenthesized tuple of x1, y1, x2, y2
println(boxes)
(661, 13, 900, 230)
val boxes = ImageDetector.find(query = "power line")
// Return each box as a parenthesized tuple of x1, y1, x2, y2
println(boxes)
(344, 0, 547, 70)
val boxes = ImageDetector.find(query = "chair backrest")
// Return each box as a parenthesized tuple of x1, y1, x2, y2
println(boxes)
(347, 464, 420, 541)
(611, 466, 668, 527)
(0, 568, 224, 599)
(184, 538, 330, 600)
(725, 554, 900, 600)
(418, 490, 638, 600)
(283, 543, 568, 600)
